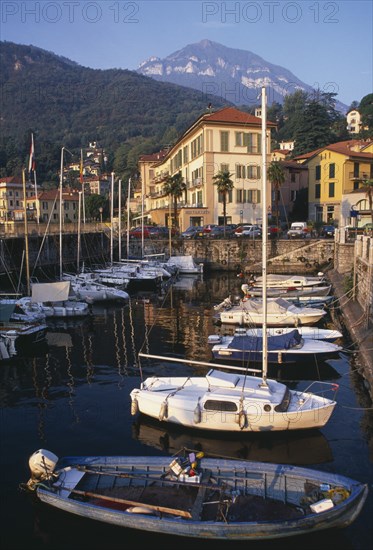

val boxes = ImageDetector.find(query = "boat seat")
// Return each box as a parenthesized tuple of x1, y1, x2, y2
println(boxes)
(206, 370, 239, 388)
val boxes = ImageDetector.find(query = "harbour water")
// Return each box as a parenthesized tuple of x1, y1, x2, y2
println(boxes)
(0, 272, 372, 549)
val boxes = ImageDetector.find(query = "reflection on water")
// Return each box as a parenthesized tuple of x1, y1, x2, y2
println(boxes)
(0, 273, 372, 550)
(132, 415, 333, 466)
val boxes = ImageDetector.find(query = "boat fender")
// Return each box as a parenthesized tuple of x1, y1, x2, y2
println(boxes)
(130, 397, 139, 416)
(159, 401, 168, 421)
(278, 352, 282, 364)
(194, 403, 202, 424)
(238, 410, 247, 430)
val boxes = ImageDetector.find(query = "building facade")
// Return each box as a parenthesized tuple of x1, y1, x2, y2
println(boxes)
(297, 140, 373, 225)
(137, 107, 275, 231)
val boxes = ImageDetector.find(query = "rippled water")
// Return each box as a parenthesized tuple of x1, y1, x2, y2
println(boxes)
(1, 273, 372, 550)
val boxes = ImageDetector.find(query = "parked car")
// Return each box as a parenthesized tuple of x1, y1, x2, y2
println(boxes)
(206, 224, 237, 238)
(201, 224, 218, 235)
(320, 225, 336, 238)
(234, 224, 261, 238)
(129, 225, 176, 239)
(287, 222, 309, 239)
(181, 226, 203, 239)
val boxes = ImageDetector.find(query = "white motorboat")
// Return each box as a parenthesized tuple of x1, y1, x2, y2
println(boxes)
(62, 272, 129, 304)
(209, 328, 343, 364)
(214, 296, 327, 326)
(29, 281, 90, 318)
(249, 273, 327, 289)
(166, 255, 204, 275)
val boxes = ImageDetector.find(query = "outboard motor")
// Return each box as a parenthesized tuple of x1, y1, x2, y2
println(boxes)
(27, 449, 59, 490)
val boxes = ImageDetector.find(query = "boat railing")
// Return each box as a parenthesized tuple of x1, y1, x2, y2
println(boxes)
(300, 381, 339, 402)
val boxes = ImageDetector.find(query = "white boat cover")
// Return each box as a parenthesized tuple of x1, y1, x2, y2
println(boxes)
(31, 281, 71, 303)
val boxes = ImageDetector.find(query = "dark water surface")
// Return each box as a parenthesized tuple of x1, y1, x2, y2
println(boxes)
(1, 273, 372, 550)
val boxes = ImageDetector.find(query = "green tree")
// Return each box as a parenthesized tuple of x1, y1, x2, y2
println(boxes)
(163, 172, 186, 230)
(267, 161, 285, 230)
(212, 169, 234, 235)
(292, 100, 333, 155)
(359, 93, 373, 132)
(85, 193, 108, 221)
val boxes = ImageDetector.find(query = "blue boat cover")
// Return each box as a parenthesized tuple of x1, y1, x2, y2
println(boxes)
(228, 329, 302, 351)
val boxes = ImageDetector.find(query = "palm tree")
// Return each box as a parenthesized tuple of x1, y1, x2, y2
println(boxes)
(212, 170, 234, 236)
(267, 161, 285, 231)
(163, 172, 186, 230)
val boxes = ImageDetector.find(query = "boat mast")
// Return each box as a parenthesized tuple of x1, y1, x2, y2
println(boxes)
(22, 168, 31, 296)
(110, 172, 114, 265)
(127, 177, 131, 260)
(77, 191, 82, 272)
(261, 86, 268, 385)
(118, 179, 122, 260)
(59, 147, 64, 281)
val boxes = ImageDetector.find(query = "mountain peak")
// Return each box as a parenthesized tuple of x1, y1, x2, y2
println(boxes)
(137, 40, 347, 112)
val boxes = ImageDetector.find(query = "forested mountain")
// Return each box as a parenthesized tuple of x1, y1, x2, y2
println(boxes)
(0, 41, 229, 183)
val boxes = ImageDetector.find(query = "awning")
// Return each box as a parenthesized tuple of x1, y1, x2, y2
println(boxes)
(31, 281, 71, 303)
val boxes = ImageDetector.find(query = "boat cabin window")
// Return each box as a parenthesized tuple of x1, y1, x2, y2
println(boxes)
(204, 400, 238, 412)
(274, 387, 291, 412)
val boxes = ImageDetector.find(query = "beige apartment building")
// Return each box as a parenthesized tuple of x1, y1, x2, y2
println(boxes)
(137, 107, 276, 231)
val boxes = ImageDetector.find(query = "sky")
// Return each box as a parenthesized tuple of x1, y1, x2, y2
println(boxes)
(1, 0, 372, 107)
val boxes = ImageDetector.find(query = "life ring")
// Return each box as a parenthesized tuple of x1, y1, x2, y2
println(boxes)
(299, 256, 306, 263)
(221, 259, 227, 265)
(305, 262, 311, 268)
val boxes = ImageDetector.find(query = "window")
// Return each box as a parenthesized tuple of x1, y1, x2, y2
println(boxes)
(291, 173, 296, 183)
(191, 134, 203, 159)
(315, 183, 321, 199)
(315, 205, 323, 222)
(327, 205, 334, 221)
(329, 163, 335, 178)
(235, 164, 246, 179)
(315, 165, 321, 180)
(220, 131, 229, 152)
(353, 162, 359, 178)
(329, 182, 335, 197)
(183, 146, 188, 164)
(204, 400, 238, 412)
(220, 163, 229, 173)
(247, 133, 261, 153)
(247, 164, 261, 179)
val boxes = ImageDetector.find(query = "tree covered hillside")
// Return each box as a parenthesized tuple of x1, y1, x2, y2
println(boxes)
(0, 41, 228, 182)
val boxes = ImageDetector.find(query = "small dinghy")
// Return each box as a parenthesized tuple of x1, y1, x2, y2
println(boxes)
(23, 449, 368, 541)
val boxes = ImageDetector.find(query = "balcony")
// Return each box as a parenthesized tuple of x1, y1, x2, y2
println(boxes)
(349, 172, 369, 180)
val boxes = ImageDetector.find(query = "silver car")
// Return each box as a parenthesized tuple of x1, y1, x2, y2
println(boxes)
(235, 224, 262, 238)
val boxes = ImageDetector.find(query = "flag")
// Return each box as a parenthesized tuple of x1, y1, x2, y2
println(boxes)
(28, 133, 36, 175)
(80, 149, 84, 184)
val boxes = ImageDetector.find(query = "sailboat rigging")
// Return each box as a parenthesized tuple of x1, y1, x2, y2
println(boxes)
(130, 87, 339, 433)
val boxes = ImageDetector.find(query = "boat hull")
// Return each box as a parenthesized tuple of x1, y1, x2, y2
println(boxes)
(32, 455, 368, 541)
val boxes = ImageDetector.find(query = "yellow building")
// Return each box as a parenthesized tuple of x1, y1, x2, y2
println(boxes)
(137, 106, 275, 231)
(300, 140, 373, 225)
